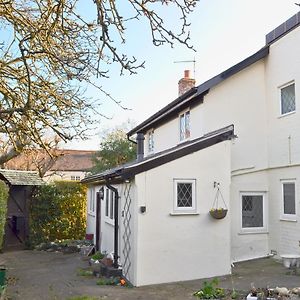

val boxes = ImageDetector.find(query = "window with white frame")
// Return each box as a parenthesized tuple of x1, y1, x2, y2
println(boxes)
(148, 130, 154, 153)
(282, 181, 296, 219)
(241, 192, 266, 232)
(173, 179, 196, 213)
(88, 187, 95, 214)
(280, 82, 295, 115)
(71, 175, 81, 181)
(179, 110, 190, 141)
(105, 187, 115, 221)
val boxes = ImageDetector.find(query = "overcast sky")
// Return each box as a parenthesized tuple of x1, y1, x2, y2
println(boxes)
(66, 0, 300, 150)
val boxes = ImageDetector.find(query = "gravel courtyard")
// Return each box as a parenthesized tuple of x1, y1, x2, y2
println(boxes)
(2, 250, 300, 300)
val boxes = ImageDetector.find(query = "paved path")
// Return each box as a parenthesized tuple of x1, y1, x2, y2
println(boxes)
(1, 250, 300, 300)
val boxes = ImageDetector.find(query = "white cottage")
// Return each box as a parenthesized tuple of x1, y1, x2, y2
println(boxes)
(83, 12, 300, 286)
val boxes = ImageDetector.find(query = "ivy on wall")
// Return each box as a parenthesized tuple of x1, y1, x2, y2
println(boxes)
(0, 181, 9, 249)
(30, 181, 87, 245)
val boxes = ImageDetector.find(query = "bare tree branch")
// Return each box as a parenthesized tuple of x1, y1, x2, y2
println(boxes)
(0, 0, 197, 164)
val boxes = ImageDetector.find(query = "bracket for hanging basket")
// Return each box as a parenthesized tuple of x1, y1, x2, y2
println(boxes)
(209, 182, 228, 220)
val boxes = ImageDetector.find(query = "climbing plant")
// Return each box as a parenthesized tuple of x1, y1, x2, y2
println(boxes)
(0, 181, 9, 250)
(30, 181, 87, 245)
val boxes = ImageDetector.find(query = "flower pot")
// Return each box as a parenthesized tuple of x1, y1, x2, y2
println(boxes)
(209, 209, 228, 219)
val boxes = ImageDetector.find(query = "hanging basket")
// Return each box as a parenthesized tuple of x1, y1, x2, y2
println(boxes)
(209, 208, 228, 219)
(210, 182, 228, 220)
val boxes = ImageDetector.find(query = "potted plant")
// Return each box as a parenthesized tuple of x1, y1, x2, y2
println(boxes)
(209, 208, 228, 219)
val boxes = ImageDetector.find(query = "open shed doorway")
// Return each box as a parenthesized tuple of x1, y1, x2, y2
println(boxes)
(0, 169, 44, 251)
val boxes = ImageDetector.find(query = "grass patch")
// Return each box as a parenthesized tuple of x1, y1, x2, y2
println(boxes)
(77, 268, 94, 277)
(96, 276, 131, 287)
(67, 296, 105, 300)
(96, 277, 117, 286)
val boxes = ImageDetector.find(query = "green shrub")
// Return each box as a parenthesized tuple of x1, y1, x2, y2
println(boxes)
(194, 279, 225, 299)
(91, 251, 105, 260)
(0, 181, 9, 250)
(30, 181, 87, 245)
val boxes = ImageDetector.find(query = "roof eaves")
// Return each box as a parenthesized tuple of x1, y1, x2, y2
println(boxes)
(266, 12, 300, 45)
(196, 46, 269, 96)
(127, 87, 198, 136)
(123, 124, 235, 178)
(82, 125, 235, 185)
(128, 46, 269, 137)
(81, 164, 129, 184)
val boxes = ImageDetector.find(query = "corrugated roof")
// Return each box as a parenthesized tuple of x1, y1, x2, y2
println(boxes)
(0, 169, 44, 186)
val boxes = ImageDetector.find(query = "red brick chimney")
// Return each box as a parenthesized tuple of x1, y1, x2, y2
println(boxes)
(178, 70, 195, 96)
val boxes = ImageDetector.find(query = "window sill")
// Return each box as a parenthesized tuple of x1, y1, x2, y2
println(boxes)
(87, 212, 96, 217)
(169, 212, 199, 216)
(239, 229, 268, 235)
(278, 110, 296, 118)
(178, 138, 191, 144)
(280, 217, 297, 222)
(104, 218, 115, 226)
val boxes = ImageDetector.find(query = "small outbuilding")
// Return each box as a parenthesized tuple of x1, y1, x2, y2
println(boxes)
(0, 169, 44, 250)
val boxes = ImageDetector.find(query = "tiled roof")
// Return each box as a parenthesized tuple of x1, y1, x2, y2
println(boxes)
(4, 149, 96, 172)
(0, 169, 44, 186)
(50, 150, 96, 171)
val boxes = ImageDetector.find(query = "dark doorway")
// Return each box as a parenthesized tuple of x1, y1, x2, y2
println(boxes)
(95, 191, 101, 251)
(4, 186, 31, 250)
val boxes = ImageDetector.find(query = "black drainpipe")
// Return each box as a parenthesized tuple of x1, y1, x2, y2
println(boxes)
(127, 134, 137, 145)
(136, 133, 145, 161)
(106, 181, 119, 269)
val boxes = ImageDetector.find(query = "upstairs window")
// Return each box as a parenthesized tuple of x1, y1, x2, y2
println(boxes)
(148, 130, 154, 153)
(282, 181, 296, 219)
(280, 82, 295, 115)
(179, 110, 190, 141)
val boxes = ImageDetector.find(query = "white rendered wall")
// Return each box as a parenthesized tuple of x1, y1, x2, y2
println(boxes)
(263, 25, 300, 257)
(230, 171, 269, 262)
(86, 184, 98, 244)
(86, 182, 137, 284)
(134, 140, 231, 286)
(43, 170, 86, 182)
(268, 166, 300, 257)
(265, 26, 300, 167)
(144, 60, 268, 176)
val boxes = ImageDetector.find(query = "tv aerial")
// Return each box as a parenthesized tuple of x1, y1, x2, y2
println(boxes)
(174, 57, 196, 79)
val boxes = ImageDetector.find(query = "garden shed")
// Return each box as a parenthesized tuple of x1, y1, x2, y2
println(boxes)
(0, 169, 44, 250)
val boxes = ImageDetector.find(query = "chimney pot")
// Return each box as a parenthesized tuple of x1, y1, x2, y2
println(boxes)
(178, 69, 195, 96)
(184, 70, 190, 78)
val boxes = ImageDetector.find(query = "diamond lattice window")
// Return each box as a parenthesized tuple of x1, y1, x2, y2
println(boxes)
(281, 83, 295, 115)
(242, 195, 263, 228)
(174, 179, 196, 212)
(177, 183, 193, 207)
